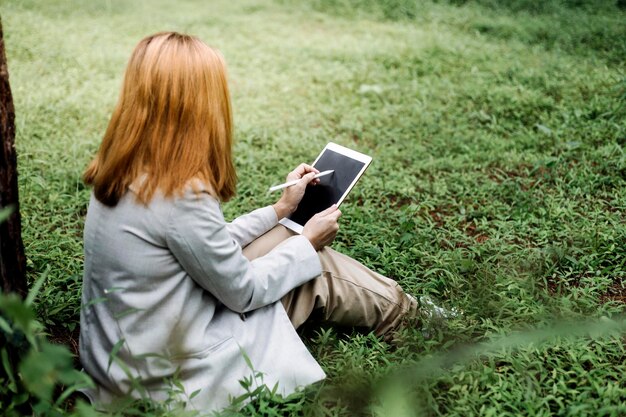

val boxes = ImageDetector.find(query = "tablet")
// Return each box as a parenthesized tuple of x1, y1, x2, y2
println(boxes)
(279, 142, 372, 234)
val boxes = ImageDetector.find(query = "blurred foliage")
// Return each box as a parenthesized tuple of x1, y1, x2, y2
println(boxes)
(1, 0, 625, 414)
(0, 271, 94, 416)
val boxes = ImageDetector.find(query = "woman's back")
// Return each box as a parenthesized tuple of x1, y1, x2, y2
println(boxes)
(80, 188, 219, 389)
(79, 186, 325, 410)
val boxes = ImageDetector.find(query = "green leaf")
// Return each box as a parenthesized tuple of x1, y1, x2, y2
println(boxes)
(82, 296, 109, 308)
(53, 383, 88, 408)
(20, 342, 74, 401)
(107, 339, 126, 373)
(0, 293, 37, 335)
(25, 266, 49, 307)
(32, 400, 52, 414)
(239, 344, 255, 372)
(189, 389, 201, 400)
(0, 316, 13, 335)
(113, 307, 141, 319)
(12, 392, 30, 407)
(173, 378, 185, 393)
(239, 375, 252, 390)
(73, 400, 103, 417)
(1, 348, 18, 392)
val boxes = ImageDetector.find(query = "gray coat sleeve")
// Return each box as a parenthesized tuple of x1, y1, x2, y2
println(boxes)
(226, 206, 277, 248)
(166, 191, 322, 313)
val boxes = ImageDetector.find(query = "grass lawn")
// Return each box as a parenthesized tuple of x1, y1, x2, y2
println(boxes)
(1, 0, 625, 415)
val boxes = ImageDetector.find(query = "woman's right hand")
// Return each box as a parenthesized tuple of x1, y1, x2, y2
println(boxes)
(273, 163, 319, 219)
(302, 205, 342, 251)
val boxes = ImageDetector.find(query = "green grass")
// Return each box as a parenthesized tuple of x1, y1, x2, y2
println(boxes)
(1, 0, 625, 415)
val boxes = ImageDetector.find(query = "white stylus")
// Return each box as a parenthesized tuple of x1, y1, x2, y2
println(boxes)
(268, 170, 334, 192)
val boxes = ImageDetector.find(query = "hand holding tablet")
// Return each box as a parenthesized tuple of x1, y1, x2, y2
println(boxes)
(278, 142, 372, 234)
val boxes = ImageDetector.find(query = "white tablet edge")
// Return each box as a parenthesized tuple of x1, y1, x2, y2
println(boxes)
(279, 142, 372, 234)
(279, 217, 304, 234)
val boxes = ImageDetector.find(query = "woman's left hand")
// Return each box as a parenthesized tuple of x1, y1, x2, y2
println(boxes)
(273, 163, 319, 219)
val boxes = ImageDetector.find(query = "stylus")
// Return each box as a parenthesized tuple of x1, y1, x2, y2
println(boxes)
(268, 170, 334, 192)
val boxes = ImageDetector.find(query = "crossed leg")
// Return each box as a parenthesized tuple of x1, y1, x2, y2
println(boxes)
(242, 225, 417, 337)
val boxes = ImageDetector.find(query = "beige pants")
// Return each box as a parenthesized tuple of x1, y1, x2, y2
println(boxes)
(242, 225, 417, 338)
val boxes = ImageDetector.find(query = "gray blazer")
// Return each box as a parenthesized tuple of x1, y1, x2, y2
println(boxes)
(79, 183, 325, 411)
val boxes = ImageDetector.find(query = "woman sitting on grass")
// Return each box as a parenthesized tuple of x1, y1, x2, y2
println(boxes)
(79, 31, 419, 412)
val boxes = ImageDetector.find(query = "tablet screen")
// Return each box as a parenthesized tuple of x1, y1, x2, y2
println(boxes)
(287, 148, 366, 227)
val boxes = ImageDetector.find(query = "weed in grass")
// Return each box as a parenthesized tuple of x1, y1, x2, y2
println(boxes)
(2, 0, 626, 414)
(0, 270, 93, 416)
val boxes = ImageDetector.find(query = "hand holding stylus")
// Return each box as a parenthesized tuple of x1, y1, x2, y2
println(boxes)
(272, 163, 322, 219)
(269, 170, 334, 192)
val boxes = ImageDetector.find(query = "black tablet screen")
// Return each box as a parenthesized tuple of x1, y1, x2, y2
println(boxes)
(288, 149, 365, 226)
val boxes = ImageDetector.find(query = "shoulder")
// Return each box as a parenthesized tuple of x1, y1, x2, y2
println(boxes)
(127, 174, 219, 201)
(165, 181, 227, 237)
(173, 180, 221, 212)
(125, 176, 220, 210)
(164, 182, 231, 252)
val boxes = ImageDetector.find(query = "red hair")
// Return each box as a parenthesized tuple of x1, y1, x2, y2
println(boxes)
(84, 32, 236, 206)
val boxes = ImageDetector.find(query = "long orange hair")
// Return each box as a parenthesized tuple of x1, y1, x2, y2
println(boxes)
(84, 32, 236, 206)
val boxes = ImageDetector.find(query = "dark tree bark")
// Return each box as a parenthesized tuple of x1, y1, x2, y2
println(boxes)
(0, 17, 27, 297)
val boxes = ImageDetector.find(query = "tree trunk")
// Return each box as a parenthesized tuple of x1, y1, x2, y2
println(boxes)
(0, 17, 27, 297)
